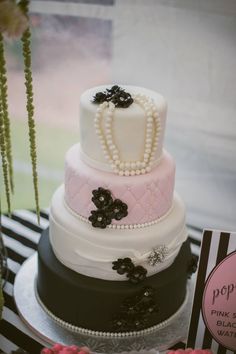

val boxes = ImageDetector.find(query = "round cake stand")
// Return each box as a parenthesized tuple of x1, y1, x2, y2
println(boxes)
(14, 253, 194, 354)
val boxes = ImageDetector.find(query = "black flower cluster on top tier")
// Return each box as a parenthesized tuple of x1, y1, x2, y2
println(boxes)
(187, 254, 199, 278)
(112, 257, 147, 284)
(112, 287, 158, 332)
(88, 187, 128, 228)
(92, 85, 133, 108)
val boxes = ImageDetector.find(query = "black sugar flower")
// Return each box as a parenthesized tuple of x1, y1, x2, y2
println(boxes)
(88, 209, 112, 229)
(132, 316, 148, 330)
(112, 315, 130, 332)
(92, 91, 107, 104)
(92, 187, 113, 209)
(108, 199, 128, 220)
(121, 296, 158, 318)
(112, 257, 134, 275)
(111, 285, 158, 332)
(89, 187, 129, 228)
(92, 85, 133, 108)
(134, 287, 157, 313)
(146, 301, 159, 316)
(122, 299, 139, 316)
(112, 258, 148, 283)
(138, 298, 159, 317)
(112, 90, 133, 108)
(127, 265, 147, 284)
(106, 85, 123, 97)
(140, 287, 156, 298)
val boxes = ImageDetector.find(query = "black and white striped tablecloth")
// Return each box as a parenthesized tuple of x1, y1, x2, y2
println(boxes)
(0, 210, 202, 354)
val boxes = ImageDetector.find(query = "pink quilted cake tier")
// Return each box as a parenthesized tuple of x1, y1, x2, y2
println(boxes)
(65, 144, 175, 225)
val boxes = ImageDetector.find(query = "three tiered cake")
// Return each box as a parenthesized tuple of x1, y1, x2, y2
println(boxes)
(37, 85, 195, 336)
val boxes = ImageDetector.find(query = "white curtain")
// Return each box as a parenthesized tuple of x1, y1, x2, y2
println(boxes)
(112, 0, 236, 230)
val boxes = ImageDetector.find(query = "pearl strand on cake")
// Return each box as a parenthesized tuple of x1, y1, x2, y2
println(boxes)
(64, 197, 174, 230)
(94, 101, 112, 166)
(104, 101, 120, 174)
(94, 95, 161, 176)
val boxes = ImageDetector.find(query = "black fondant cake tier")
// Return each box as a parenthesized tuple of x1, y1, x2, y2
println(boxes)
(37, 229, 192, 333)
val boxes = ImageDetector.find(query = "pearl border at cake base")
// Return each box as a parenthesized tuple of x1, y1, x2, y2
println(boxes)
(14, 253, 194, 354)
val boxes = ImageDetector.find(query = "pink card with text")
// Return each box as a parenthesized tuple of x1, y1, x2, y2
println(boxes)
(187, 230, 236, 353)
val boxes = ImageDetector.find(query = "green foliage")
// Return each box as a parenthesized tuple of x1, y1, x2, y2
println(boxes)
(0, 33, 14, 194)
(20, 0, 40, 223)
(18, 0, 29, 15)
(0, 97, 11, 215)
(0, 0, 40, 321)
(0, 33, 12, 215)
(0, 0, 40, 222)
(21, 28, 40, 223)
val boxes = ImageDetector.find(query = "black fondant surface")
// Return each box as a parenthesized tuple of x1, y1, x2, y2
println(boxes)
(37, 229, 192, 332)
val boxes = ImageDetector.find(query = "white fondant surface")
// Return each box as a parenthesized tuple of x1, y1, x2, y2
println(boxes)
(65, 144, 175, 225)
(49, 185, 188, 281)
(79, 85, 167, 172)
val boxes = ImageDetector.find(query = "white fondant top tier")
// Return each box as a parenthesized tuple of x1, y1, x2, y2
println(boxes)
(79, 85, 167, 173)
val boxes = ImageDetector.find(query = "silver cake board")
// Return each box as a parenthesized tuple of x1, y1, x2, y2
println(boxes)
(14, 253, 195, 354)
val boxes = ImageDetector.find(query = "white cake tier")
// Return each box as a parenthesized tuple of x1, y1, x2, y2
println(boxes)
(79, 85, 167, 174)
(65, 144, 175, 226)
(50, 185, 188, 281)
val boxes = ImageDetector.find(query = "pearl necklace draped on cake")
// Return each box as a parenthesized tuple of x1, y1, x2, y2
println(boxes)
(94, 94, 161, 176)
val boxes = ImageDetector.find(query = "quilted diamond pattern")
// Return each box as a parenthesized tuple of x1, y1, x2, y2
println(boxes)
(64, 149, 175, 225)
